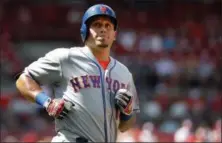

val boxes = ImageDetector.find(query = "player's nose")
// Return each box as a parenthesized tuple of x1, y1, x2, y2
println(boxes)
(100, 25, 107, 33)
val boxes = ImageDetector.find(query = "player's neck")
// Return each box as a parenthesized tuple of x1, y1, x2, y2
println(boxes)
(87, 45, 110, 61)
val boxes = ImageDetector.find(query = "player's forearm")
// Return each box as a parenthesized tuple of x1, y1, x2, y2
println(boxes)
(16, 73, 43, 102)
(118, 114, 136, 132)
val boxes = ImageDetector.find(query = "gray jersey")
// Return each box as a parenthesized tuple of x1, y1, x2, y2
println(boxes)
(24, 46, 140, 142)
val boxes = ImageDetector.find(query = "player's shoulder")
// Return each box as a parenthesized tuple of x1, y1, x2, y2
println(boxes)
(113, 58, 131, 74)
(69, 46, 85, 54)
(69, 46, 83, 50)
(47, 47, 70, 55)
(47, 47, 84, 57)
(44, 47, 71, 60)
(49, 46, 82, 53)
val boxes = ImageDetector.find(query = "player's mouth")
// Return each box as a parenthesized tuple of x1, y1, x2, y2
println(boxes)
(97, 36, 107, 41)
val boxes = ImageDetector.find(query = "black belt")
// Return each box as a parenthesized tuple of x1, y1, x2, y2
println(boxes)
(76, 137, 88, 143)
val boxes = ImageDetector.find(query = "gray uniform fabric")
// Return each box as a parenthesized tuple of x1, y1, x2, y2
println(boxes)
(24, 46, 140, 142)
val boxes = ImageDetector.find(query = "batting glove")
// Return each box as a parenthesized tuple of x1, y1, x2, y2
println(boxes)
(45, 99, 74, 119)
(115, 89, 133, 116)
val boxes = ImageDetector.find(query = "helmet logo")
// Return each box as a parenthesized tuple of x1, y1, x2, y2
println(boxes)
(100, 6, 107, 13)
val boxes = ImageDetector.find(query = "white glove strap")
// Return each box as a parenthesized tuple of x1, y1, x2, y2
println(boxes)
(43, 98, 52, 109)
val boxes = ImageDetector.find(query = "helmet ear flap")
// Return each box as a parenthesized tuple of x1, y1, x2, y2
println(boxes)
(80, 23, 87, 42)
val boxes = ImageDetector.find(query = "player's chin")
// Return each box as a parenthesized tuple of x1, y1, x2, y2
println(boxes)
(96, 42, 109, 48)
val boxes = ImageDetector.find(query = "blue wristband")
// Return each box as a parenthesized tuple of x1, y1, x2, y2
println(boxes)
(120, 112, 133, 121)
(35, 92, 51, 107)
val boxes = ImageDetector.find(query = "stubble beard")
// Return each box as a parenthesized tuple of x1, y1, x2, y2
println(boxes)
(96, 40, 109, 48)
(97, 44, 109, 48)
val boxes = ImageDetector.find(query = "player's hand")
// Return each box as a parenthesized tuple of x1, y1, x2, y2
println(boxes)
(46, 98, 74, 119)
(115, 89, 133, 116)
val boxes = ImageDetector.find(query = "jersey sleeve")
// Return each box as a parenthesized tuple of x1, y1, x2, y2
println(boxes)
(128, 73, 140, 113)
(24, 48, 69, 85)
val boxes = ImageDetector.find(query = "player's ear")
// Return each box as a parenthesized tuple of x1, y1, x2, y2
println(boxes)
(114, 31, 117, 41)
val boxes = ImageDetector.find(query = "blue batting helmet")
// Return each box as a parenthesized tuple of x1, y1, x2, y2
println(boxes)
(80, 4, 118, 42)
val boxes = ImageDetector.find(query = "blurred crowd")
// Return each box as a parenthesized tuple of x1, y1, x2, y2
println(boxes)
(117, 118, 221, 142)
(0, 0, 221, 142)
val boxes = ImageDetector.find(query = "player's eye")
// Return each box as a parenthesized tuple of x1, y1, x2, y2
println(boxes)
(105, 23, 111, 29)
(92, 22, 102, 28)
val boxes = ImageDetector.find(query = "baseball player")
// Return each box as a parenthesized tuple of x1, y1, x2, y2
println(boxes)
(16, 4, 140, 142)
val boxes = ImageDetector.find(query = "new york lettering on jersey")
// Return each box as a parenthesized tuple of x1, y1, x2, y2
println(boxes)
(70, 75, 127, 93)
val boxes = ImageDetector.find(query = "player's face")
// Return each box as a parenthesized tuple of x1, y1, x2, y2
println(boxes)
(88, 17, 116, 48)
